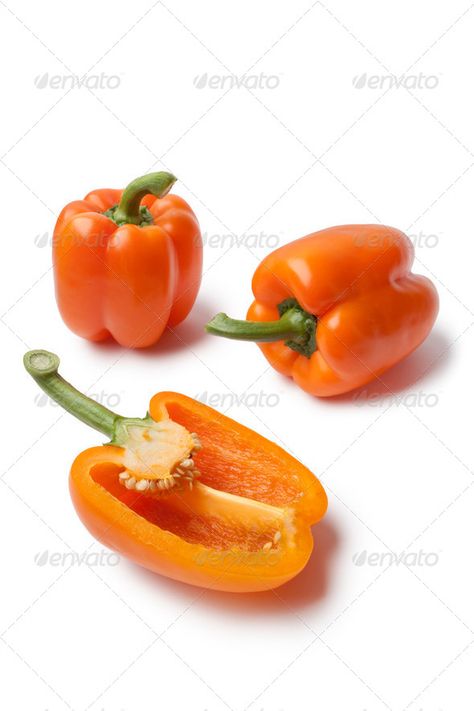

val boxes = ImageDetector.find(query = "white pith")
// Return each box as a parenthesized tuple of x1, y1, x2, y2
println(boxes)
(118, 419, 201, 493)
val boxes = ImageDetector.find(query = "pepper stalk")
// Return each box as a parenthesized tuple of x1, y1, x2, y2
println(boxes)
(104, 171, 177, 227)
(23, 350, 164, 448)
(24, 350, 202, 492)
(206, 298, 317, 358)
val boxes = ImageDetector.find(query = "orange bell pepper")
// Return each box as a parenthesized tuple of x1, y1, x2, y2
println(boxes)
(24, 350, 327, 593)
(53, 172, 202, 348)
(207, 225, 439, 397)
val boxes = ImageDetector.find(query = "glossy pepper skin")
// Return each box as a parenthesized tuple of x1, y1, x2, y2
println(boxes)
(53, 172, 202, 348)
(207, 225, 439, 397)
(24, 351, 327, 593)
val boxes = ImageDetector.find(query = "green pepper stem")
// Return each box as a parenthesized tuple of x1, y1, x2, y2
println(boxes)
(205, 299, 317, 358)
(206, 308, 308, 343)
(24, 350, 119, 438)
(112, 172, 177, 225)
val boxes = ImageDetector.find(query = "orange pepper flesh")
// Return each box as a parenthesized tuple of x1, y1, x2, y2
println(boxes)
(207, 225, 439, 397)
(53, 172, 202, 348)
(24, 351, 327, 593)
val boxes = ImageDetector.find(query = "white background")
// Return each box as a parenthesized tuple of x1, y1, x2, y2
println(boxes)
(1, 1, 473, 709)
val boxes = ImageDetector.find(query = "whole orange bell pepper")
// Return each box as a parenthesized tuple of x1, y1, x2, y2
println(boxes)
(206, 225, 439, 397)
(53, 172, 202, 348)
(24, 350, 327, 593)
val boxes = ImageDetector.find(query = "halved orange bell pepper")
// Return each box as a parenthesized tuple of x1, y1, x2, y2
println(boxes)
(24, 350, 327, 593)
(53, 172, 202, 348)
(207, 225, 439, 396)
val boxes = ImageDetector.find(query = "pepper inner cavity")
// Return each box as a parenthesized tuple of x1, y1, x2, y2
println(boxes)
(118, 418, 202, 494)
(120, 480, 289, 552)
(94, 458, 289, 553)
(169, 482, 290, 552)
(114, 416, 291, 551)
